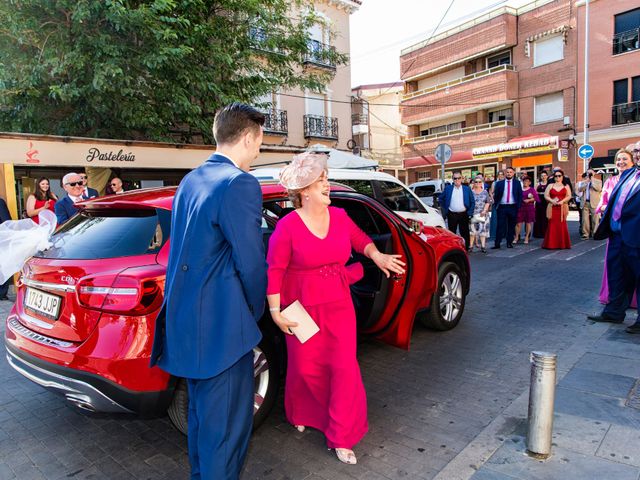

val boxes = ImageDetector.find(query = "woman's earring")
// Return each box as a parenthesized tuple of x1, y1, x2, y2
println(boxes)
(305, 195, 310, 200)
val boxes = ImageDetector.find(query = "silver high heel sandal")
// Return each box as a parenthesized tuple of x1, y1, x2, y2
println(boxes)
(335, 448, 357, 465)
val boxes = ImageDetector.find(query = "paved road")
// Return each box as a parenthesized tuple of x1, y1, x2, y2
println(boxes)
(0, 222, 610, 479)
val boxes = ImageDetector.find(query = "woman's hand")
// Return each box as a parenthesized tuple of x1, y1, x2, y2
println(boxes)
(370, 251, 406, 278)
(271, 311, 298, 335)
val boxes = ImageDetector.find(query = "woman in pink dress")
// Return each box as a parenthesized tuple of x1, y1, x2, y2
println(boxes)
(25, 177, 57, 224)
(597, 148, 637, 306)
(514, 176, 540, 244)
(266, 152, 405, 465)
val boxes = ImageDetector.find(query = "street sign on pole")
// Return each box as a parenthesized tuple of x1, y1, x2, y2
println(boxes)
(435, 143, 452, 181)
(578, 144, 594, 160)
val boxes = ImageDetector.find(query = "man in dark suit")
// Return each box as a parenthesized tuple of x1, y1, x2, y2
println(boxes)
(54, 172, 85, 225)
(491, 166, 522, 249)
(589, 166, 640, 334)
(151, 103, 267, 479)
(0, 197, 12, 300)
(79, 172, 99, 199)
(439, 171, 475, 250)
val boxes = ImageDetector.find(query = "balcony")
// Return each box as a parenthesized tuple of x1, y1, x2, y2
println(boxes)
(351, 113, 368, 135)
(613, 28, 640, 55)
(304, 114, 338, 140)
(303, 40, 337, 70)
(402, 120, 519, 158)
(249, 27, 281, 55)
(401, 65, 518, 125)
(612, 101, 640, 126)
(262, 109, 288, 135)
(400, 11, 517, 80)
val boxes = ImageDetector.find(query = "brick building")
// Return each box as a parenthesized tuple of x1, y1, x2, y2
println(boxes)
(399, 0, 578, 185)
(575, 0, 640, 172)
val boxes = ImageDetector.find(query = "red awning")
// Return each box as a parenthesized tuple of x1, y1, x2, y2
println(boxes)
(403, 150, 473, 169)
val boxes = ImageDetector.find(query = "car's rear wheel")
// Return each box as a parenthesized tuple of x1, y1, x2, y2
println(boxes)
(419, 261, 465, 331)
(167, 336, 280, 435)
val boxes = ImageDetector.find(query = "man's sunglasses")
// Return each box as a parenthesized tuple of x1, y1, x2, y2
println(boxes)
(110, 183, 118, 187)
(66, 181, 83, 187)
(453, 176, 462, 180)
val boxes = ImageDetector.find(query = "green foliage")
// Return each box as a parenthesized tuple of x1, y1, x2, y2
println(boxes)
(0, 0, 347, 143)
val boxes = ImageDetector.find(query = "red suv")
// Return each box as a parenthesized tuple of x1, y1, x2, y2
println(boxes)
(5, 183, 469, 433)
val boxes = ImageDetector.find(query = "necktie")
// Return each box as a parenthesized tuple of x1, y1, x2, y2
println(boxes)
(586, 182, 591, 202)
(612, 170, 640, 221)
(506, 180, 511, 204)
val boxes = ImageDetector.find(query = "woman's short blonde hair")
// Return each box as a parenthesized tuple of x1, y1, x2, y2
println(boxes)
(615, 148, 634, 162)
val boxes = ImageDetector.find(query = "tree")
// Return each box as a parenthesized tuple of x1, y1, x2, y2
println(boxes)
(0, 0, 347, 143)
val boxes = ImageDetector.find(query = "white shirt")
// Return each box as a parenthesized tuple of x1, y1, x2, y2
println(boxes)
(449, 185, 466, 212)
(501, 179, 514, 204)
(216, 152, 240, 169)
(68, 194, 83, 203)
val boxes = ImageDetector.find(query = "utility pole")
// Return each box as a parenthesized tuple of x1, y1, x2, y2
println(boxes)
(583, 0, 590, 173)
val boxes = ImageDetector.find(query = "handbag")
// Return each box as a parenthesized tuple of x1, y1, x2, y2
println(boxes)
(471, 214, 485, 224)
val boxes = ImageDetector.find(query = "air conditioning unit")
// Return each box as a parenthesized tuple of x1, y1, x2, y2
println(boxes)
(563, 116, 571, 126)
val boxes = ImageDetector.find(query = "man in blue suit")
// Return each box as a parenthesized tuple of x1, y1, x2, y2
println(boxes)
(54, 172, 85, 225)
(151, 103, 267, 479)
(491, 167, 522, 249)
(439, 171, 475, 250)
(590, 166, 640, 334)
(79, 172, 99, 199)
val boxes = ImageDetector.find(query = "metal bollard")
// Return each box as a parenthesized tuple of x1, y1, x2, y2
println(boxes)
(526, 351, 557, 459)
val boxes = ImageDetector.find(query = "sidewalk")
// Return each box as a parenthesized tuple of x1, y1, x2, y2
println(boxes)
(435, 314, 640, 480)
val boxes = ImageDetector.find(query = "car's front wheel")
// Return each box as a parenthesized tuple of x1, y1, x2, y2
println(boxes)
(167, 336, 280, 435)
(419, 261, 466, 330)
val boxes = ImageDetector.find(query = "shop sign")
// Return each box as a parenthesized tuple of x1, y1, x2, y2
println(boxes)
(558, 148, 569, 162)
(86, 147, 136, 163)
(472, 136, 559, 159)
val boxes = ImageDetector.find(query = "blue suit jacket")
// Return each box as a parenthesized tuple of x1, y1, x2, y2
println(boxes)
(493, 179, 523, 209)
(54, 196, 78, 225)
(84, 187, 99, 199)
(595, 167, 640, 248)
(150, 154, 267, 379)
(439, 184, 475, 217)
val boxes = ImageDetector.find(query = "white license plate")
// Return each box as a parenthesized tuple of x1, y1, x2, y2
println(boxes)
(24, 287, 62, 320)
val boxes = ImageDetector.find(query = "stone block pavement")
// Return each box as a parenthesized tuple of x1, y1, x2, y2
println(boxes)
(0, 219, 638, 479)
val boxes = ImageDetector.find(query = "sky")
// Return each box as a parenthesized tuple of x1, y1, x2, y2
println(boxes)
(349, 0, 533, 87)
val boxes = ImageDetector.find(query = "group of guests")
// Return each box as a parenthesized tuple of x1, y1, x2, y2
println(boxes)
(439, 166, 574, 252)
(23, 173, 126, 226)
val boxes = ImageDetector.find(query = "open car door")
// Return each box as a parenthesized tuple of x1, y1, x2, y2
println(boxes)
(330, 193, 437, 350)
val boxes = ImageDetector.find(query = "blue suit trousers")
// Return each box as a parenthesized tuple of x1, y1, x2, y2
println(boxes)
(187, 351, 254, 480)
(603, 233, 640, 323)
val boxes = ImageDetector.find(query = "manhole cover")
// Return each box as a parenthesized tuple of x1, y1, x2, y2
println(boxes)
(626, 379, 640, 410)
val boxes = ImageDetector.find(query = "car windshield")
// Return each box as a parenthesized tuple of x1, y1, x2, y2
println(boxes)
(413, 185, 436, 197)
(37, 208, 171, 260)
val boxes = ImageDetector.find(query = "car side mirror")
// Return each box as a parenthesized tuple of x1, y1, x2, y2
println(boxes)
(408, 219, 424, 234)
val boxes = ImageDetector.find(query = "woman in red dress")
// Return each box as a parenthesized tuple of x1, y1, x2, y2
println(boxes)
(542, 169, 572, 249)
(266, 152, 405, 465)
(25, 177, 57, 224)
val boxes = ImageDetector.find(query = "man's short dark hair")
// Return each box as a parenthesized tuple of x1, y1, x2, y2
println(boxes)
(452, 170, 462, 176)
(505, 167, 515, 172)
(213, 102, 265, 145)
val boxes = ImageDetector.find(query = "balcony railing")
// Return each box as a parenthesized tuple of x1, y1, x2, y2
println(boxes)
(613, 28, 640, 55)
(304, 114, 338, 140)
(262, 109, 288, 135)
(351, 113, 368, 125)
(304, 40, 336, 69)
(249, 26, 282, 54)
(403, 64, 516, 101)
(612, 101, 640, 126)
(403, 120, 517, 145)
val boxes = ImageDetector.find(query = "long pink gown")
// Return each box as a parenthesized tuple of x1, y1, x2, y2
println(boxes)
(267, 207, 371, 449)
(597, 175, 638, 307)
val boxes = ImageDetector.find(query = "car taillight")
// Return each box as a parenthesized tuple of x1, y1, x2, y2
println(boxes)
(76, 269, 164, 315)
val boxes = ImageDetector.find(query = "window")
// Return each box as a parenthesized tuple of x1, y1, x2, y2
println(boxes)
(376, 181, 426, 213)
(534, 92, 563, 123)
(615, 8, 640, 35)
(419, 121, 465, 137)
(533, 35, 564, 67)
(487, 51, 511, 69)
(488, 108, 513, 122)
(306, 91, 329, 117)
(633, 76, 640, 102)
(614, 79, 628, 105)
(39, 209, 171, 260)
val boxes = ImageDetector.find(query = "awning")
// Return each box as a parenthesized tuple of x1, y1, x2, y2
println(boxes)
(403, 151, 473, 169)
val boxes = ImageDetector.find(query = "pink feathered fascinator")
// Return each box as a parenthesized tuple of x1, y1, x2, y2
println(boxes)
(279, 152, 328, 190)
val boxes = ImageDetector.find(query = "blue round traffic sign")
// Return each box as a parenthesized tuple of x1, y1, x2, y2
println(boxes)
(578, 144, 594, 160)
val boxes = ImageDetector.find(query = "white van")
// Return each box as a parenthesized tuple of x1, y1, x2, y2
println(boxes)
(409, 179, 451, 207)
(252, 168, 446, 228)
